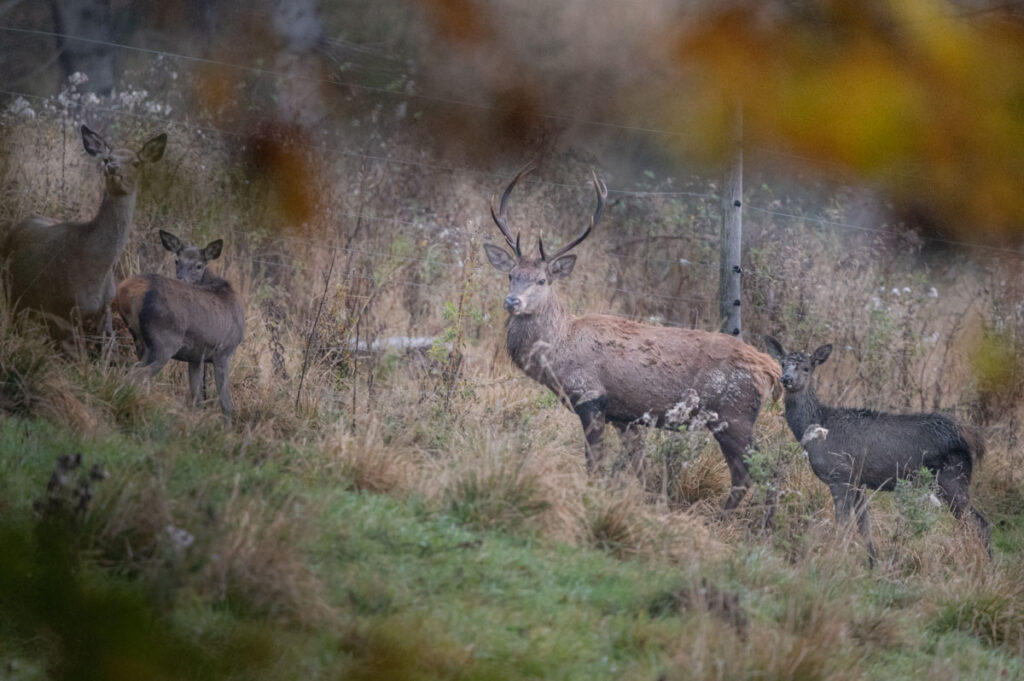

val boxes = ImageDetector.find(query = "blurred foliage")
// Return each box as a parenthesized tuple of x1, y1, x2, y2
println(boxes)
(673, 0, 1024, 237)
(0, 510, 273, 681)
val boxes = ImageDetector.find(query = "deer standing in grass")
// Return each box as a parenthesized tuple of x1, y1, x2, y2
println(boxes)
(114, 230, 244, 420)
(484, 166, 782, 512)
(2, 125, 166, 345)
(764, 337, 990, 563)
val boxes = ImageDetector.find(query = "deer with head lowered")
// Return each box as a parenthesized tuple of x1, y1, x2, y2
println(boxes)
(484, 165, 782, 513)
(764, 337, 990, 564)
(114, 230, 245, 420)
(2, 125, 166, 345)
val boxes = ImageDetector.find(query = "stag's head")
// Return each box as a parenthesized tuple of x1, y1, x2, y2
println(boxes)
(81, 125, 167, 197)
(483, 165, 607, 316)
(764, 336, 832, 393)
(160, 230, 223, 285)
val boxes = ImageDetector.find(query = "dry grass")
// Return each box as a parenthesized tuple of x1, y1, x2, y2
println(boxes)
(200, 478, 332, 627)
(3, 89, 1024, 679)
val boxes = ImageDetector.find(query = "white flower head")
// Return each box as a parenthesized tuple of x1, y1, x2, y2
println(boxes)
(7, 96, 35, 118)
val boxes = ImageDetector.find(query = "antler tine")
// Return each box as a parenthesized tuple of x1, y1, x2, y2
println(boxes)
(546, 170, 607, 261)
(489, 163, 535, 257)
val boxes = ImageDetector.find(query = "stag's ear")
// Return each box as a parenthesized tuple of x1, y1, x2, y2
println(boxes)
(484, 244, 517, 273)
(138, 133, 167, 163)
(811, 344, 833, 366)
(81, 125, 111, 157)
(159, 230, 183, 254)
(203, 239, 223, 261)
(764, 336, 785, 360)
(548, 254, 576, 280)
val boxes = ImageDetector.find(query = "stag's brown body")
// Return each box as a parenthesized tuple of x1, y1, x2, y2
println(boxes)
(509, 311, 779, 424)
(2, 125, 166, 342)
(485, 166, 781, 510)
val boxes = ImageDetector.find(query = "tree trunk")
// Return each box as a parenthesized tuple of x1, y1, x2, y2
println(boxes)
(49, 0, 118, 94)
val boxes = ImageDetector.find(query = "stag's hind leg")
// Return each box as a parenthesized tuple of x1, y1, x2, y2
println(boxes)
(713, 423, 755, 512)
(187, 362, 204, 406)
(936, 463, 991, 556)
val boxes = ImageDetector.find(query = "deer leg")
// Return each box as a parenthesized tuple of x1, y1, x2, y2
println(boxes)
(612, 421, 645, 477)
(187, 362, 204, 407)
(574, 395, 608, 472)
(936, 464, 992, 557)
(212, 357, 234, 422)
(830, 483, 874, 567)
(851, 488, 877, 568)
(713, 426, 754, 512)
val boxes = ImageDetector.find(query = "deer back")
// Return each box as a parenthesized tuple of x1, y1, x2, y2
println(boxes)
(115, 274, 244, 361)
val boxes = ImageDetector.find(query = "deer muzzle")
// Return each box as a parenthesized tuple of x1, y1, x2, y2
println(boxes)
(503, 295, 522, 314)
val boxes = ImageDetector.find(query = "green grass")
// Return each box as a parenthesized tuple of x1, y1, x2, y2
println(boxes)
(3, 414, 1024, 681)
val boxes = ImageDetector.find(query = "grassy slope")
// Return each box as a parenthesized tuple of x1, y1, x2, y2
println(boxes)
(2, 113, 1024, 680)
(2, 398, 1022, 681)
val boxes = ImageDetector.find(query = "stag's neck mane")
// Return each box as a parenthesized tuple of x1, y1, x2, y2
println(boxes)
(505, 293, 571, 381)
(783, 384, 825, 440)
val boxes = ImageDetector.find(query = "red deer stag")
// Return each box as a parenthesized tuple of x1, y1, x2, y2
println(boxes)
(114, 230, 245, 420)
(2, 125, 166, 345)
(484, 165, 781, 511)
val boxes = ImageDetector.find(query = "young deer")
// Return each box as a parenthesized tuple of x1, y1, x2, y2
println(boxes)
(3, 125, 166, 344)
(114, 231, 245, 419)
(484, 165, 782, 513)
(764, 337, 990, 563)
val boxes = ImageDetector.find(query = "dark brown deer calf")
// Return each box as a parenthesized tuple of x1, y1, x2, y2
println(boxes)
(764, 337, 990, 563)
(114, 231, 245, 419)
(484, 165, 782, 512)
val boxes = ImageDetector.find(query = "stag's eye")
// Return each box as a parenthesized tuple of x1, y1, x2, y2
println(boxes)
(538, 279, 547, 285)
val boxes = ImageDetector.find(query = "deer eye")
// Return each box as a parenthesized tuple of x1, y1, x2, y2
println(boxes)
(538, 279, 547, 285)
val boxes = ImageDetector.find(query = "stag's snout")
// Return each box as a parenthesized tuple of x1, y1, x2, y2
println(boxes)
(503, 295, 522, 314)
(781, 371, 795, 389)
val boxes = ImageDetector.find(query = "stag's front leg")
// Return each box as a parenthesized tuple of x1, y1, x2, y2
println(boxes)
(574, 394, 608, 472)
(187, 362, 204, 406)
(612, 421, 646, 477)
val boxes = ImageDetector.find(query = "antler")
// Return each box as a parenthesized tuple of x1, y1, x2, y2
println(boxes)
(539, 170, 607, 261)
(490, 163, 535, 257)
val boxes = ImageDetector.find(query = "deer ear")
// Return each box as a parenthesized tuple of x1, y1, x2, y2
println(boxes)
(138, 133, 167, 163)
(203, 239, 223, 261)
(81, 125, 110, 157)
(811, 344, 833, 366)
(159, 230, 183, 253)
(548, 254, 576, 280)
(764, 336, 785, 360)
(484, 244, 517, 273)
